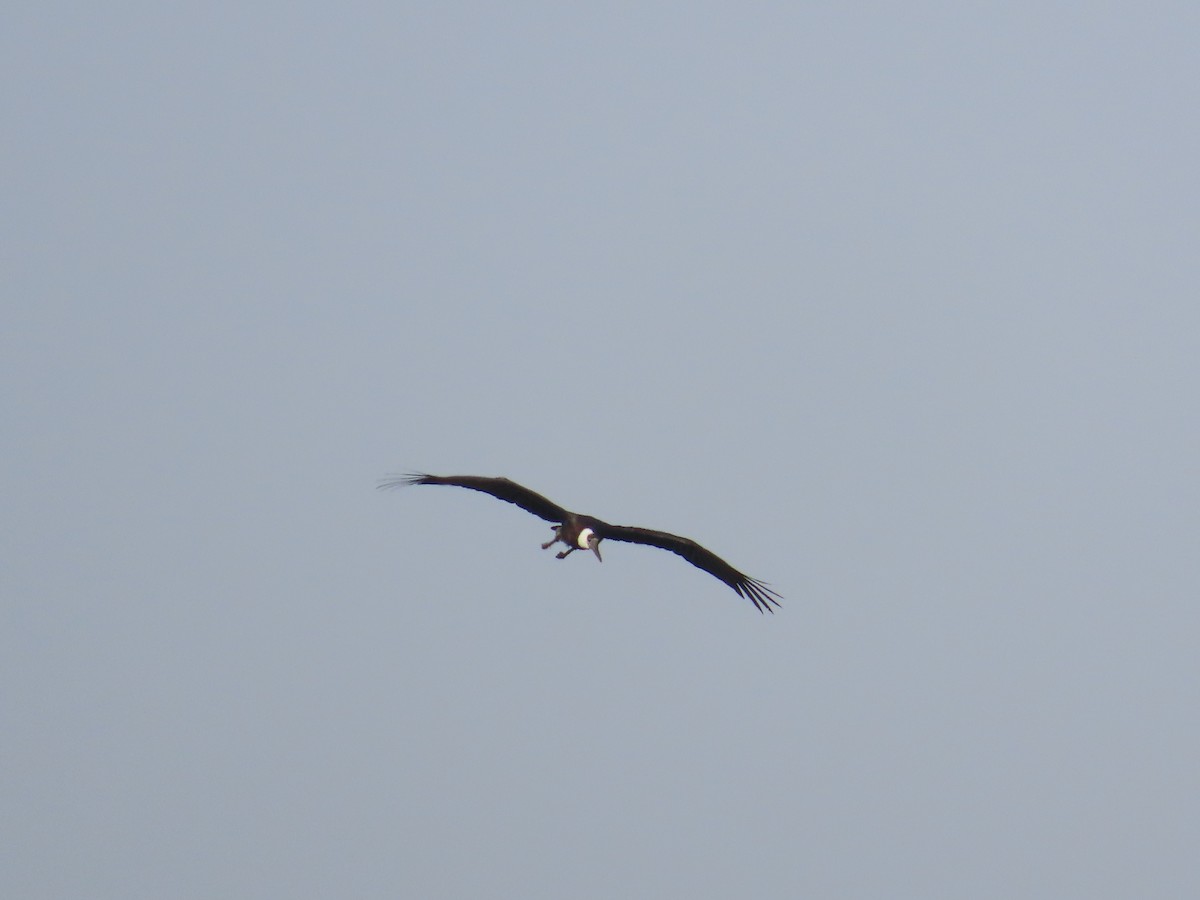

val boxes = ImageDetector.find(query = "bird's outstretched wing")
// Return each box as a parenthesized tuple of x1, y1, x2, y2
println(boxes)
(378, 473, 569, 523)
(596, 524, 783, 613)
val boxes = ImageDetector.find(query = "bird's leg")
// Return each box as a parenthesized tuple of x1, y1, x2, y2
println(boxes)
(541, 526, 562, 551)
(555, 546, 575, 559)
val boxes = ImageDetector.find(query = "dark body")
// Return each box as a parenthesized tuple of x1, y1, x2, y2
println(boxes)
(380, 473, 782, 613)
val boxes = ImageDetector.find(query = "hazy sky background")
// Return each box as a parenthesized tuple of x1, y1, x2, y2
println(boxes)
(5, 3, 1198, 897)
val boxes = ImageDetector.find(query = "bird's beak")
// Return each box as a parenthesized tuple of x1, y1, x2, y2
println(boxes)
(588, 535, 603, 562)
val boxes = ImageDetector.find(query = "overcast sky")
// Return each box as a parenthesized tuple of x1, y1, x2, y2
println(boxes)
(5, 3, 1198, 897)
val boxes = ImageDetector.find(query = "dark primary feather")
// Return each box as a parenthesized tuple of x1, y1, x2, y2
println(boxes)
(597, 524, 783, 613)
(377, 473, 569, 523)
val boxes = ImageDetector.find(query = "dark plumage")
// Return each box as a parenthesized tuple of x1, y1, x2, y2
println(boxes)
(379, 472, 782, 613)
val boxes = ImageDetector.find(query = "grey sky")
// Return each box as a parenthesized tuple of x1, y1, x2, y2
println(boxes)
(5, 3, 1198, 897)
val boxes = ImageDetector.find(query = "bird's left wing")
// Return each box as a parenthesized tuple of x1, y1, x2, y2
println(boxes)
(597, 524, 782, 613)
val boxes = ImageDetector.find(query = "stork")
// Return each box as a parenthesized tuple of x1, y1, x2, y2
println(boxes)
(379, 473, 782, 613)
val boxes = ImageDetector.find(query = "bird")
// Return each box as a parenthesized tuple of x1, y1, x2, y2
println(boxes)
(378, 472, 782, 613)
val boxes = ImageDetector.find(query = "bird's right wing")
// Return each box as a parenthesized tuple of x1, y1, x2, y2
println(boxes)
(378, 473, 569, 523)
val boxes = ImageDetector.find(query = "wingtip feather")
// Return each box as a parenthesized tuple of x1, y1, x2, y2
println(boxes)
(377, 472, 431, 491)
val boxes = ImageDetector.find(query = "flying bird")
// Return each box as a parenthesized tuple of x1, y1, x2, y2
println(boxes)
(379, 473, 782, 613)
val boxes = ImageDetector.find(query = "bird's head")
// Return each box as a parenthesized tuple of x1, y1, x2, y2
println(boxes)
(577, 527, 603, 562)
